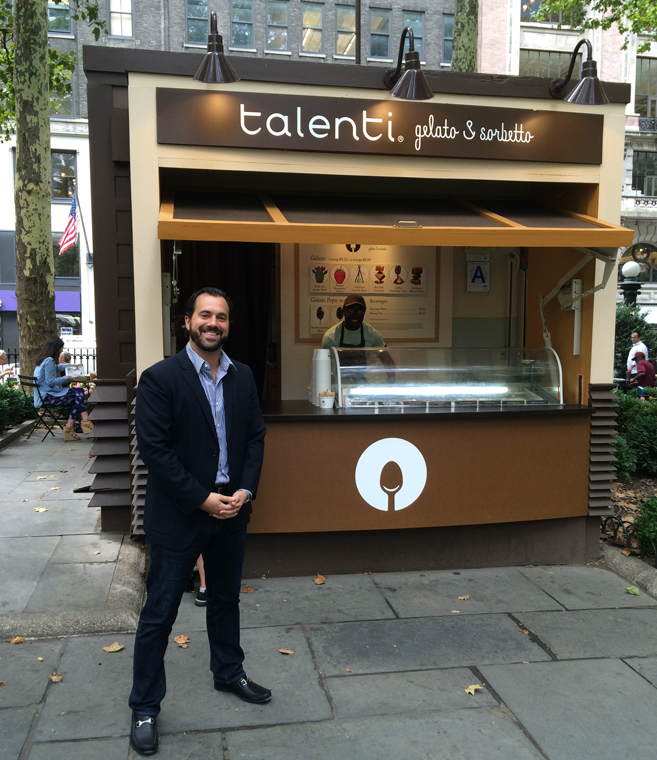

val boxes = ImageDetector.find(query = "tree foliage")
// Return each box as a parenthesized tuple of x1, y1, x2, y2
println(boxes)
(0, 0, 104, 141)
(534, 0, 657, 53)
(451, 0, 479, 73)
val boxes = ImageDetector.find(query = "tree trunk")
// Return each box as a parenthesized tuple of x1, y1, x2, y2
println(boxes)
(451, 0, 479, 74)
(14, 0, 57, 378)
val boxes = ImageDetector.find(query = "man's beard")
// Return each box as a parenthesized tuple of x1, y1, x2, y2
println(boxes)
(189, 325, 227, 353)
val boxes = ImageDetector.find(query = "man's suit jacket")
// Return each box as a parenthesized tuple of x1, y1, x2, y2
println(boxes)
(135, 348, 266, 550)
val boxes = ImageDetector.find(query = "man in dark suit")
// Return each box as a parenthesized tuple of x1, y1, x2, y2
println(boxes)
(128, 287, 268, 756)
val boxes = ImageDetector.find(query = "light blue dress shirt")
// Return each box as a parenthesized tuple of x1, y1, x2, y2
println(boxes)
(185, 343, 252, 500)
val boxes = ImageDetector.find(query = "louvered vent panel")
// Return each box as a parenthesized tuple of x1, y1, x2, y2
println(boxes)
(587, 384, 617, 518)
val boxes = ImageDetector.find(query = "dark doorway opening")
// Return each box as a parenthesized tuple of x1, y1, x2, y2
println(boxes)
(162, 241, 276, 400)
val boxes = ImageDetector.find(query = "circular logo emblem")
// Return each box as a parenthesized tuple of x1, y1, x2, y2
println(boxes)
(355, 438, 427, 512)
(346, 244, 361, 253)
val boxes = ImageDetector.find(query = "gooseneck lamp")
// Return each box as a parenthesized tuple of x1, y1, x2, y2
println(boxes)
(383, 27, 434, 101)
(193, 12, 240, 84)
(548, 39, 608, 105)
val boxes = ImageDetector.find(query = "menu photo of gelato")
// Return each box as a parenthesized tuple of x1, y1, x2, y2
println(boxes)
(331, 265, 348, 285)
(392, 265, 406, 285)
(371, 265, 387, 284)
(410, 267, 423, 285)
(310, 303, 329, 329)
(311, 264, 329, 283)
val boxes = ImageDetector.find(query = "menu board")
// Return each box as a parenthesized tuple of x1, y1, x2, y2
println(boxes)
(296, 244, 438, 342)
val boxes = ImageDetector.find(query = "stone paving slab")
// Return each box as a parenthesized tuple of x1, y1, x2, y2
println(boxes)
(308, 614, 551, 677)
(519, 565, 657, 609)
(49, 534, 122, 564)
(34, 635, 134, 742)
(516, 608, 657, 659)
(0, 537, 60, 614)
(480, 658, 657, 760)
(151, 731, 224, 759)
(0, 502, 99, 539)
(157, 626, 331, 734)
(372, 568, 561, 618)
(0, 706, 37, 760)
(27, 738, 129, 760)
(0, 639, 64, 708)
(623, 655, 657, 687)
(326, 667, 497, 718)
(239, 574, 396, 628)
(225, 709, 545, 760)
(24, 563, 115, 613)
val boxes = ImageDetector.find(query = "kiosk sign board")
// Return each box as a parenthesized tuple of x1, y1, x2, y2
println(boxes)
(157, 89, 604, 165)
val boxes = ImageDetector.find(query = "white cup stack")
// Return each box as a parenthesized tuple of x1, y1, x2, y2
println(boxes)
(311, 349, 331, 406)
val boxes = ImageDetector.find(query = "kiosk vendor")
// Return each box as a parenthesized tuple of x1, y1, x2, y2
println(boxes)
(321, 295, 385, 350)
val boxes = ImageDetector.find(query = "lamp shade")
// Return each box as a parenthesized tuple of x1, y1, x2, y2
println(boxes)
(389, 49, 434, 101)
(565, 59, 608, 105)
(193, 12, 240, 84)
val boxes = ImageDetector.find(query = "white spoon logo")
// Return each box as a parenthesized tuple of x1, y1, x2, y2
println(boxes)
(355, 438, 427, 512)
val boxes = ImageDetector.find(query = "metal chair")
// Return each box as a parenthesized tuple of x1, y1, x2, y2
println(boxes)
(18, 375, 71, 441)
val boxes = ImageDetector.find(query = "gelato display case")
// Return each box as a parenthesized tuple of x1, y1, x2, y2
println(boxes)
(330, 347, 563, 408)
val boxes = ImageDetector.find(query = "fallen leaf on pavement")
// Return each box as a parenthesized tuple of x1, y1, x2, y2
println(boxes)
(451, 610, 460, 614)
(60, 470, 68, 473)
(465, 684, 483, 695)
(38, 657, 44, 662)
(278, 648, 294, 655)
(458, 595, 470, 601)
(520, 629, 529, 635)
(174, 635, 190, 648)
(622, 547, 631, 556)
(241, 586, 256, 593)
(34, 508, 47, 513)
(345, 668, 352, 672)
(49, 674, 63, 683)
(10, 637, 25, 645)
(313, 574, 326, 585)
(626, 586, 640, 596)
(93, 551, 101, 556)
(50, 487, 60, 491)
(102, 642, 125, 653)
(364, 572, 371, 575)
(36, 477, 47, 480)
(0, 681, 4, 686)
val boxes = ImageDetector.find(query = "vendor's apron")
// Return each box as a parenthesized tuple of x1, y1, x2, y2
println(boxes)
(338, 323, 368, 376)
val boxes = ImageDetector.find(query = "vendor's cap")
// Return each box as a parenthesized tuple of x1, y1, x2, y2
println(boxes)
(635, 352, 646, 361)
(343, 294, 366, 308)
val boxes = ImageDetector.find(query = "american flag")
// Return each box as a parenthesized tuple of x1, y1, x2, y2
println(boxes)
(58, 194, 79, 255)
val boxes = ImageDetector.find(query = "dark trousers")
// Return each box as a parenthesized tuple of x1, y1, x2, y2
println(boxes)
(128, 520, 247, 717)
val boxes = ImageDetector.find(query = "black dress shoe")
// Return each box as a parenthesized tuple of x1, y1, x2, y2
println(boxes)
(214, 675, 272, 704)
(130, 713, 158, 756)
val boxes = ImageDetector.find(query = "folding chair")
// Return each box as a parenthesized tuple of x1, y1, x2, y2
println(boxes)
(18, 375, 71, 442)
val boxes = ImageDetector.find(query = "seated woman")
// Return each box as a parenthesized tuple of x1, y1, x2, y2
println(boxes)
(34, 337, 94, 441)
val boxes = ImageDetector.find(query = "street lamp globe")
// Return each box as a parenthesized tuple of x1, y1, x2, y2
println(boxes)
(621, 261, 641, 280)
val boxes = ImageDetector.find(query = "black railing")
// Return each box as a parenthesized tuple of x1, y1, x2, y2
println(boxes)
(5, 348, 97, 375)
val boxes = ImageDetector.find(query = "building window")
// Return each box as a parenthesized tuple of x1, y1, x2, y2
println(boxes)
(370, 8, 390, 58)
(186, 0, 208, 44)
(518, 49, 581, 78)
(48, 0, 71, 33)
(336, 4, 356, 56)
(231, 0, 253, 48)
(50, 88, 74, 118)
(443, 14, 453, 63)
(56, 313, 82, 335)
(403, 11, 423, 61)
(52, 233, 80, 278)
(267, 1, 289, 51)
(302, 3, 323, 53)
(521, 0, 571, 23)
(632, 151, 657, 196)
(109, 0, 133, 37)
(635, 58, 657, 117)
(51, 151, 76, 201)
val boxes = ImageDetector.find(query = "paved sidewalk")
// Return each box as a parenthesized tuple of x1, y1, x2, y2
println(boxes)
(0, 434, 143, 639)
(3, 435, 657, 759)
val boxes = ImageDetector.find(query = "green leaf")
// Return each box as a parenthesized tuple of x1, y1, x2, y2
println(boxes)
(626, 586, 641, 596)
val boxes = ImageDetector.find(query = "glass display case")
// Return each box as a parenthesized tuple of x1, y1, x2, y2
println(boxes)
(330, 347, 563, 408)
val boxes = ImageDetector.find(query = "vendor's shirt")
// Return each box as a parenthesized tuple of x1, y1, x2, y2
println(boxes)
(627, 341, 649, 374)
(635, 359, 655, 388)
(321, 321, 385, 350)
